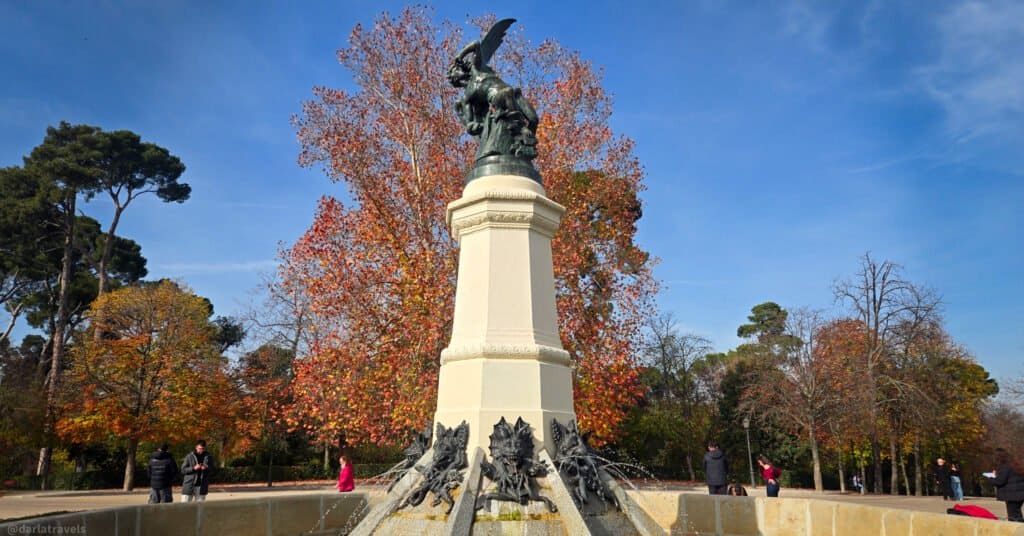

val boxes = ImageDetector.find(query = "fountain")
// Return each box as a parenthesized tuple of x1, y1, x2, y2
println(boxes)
(6, 16, 1023, 536)
(348, 18, 662, 536)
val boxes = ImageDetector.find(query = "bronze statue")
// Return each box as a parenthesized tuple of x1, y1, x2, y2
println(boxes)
(551, 419, 618, 509)
(449, 19, 541, 181)
(388, 424, 432, 492)
(401, 421, 469, 514)
(475, 417, 557, 512)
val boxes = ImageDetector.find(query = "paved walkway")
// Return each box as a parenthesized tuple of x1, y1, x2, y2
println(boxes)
(0, 480, 1011, 522)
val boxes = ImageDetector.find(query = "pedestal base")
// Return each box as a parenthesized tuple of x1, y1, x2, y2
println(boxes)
(434, 356, 574, 456)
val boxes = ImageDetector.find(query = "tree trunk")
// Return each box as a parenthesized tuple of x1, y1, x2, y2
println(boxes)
(123, 437, 138, 492)
(809, 427, 823, 492)
(889, 435, 899, 494)
(837, 442, 847, 493)
(686, 453, 696, 482)
(871, 433, 883, 494)
(0, 301, 23, 344)
(96, 206, 123, 298)
(323, 437, 329, 468)
(267, 449, 274, 488)
(36, 447, 51, 490)
(37, 191, 77, 490)
(867, 375, 883, 494)
(899, 450, 911, 496)
(860, 461, 867, 495)
(913, 439, 923, 497)
(93, 206, 124, 341)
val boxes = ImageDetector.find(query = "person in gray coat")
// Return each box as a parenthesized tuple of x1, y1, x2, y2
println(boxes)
(704, 441, 729, 495)
(180, 440, 213, 502)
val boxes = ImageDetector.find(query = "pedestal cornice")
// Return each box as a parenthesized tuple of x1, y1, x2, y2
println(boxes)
(447, 190, 566, 241)
(440, 342, 571, 366)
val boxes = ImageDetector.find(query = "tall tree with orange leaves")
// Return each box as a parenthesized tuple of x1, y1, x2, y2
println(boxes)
(815, 317, 871, 493)
(57, 281, 231, 491)
(288, 8, 656, 447)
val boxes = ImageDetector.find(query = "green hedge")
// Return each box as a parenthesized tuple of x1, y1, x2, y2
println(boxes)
(6, 470, 123, 490)
(211, 462, 398, 483)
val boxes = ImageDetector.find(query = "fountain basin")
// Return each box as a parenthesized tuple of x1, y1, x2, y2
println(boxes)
(0, 493, 370, 536)
(627, 491, 1024, 536)
(4, 491, 1024, 535)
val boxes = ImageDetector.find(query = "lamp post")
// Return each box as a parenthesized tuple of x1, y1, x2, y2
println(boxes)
(743, 416, 755, 487)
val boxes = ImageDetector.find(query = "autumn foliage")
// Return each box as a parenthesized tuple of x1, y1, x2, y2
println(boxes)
(57, 281, 232, 490)
(287, 8, 656, 446)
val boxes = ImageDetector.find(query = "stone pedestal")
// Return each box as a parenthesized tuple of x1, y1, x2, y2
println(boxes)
(433, 174, 576, 456)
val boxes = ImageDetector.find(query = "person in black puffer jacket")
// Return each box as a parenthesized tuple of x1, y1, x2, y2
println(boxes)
(148, 443, 177, 503)
(704, 441, 729, 495)
(990, 448, 1024, 522)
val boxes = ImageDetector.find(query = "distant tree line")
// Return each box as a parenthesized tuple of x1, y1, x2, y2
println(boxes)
(614, 252, 1018, 496)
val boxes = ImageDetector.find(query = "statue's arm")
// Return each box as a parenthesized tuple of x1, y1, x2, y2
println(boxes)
(455, 41, 479, 62)
(455, 98, 483, 135)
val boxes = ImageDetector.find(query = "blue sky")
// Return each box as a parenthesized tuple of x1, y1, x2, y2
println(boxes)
(2, 1, 1021, 382)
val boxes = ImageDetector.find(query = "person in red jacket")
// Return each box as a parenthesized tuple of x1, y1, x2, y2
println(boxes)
(337, 453, 355, 492)
(757, 454, 782, 497)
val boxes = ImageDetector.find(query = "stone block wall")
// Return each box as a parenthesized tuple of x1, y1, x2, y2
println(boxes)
(5, 490, 1024, 535)
(627, 490, 1024, 536)
(0, 493, 368, 536)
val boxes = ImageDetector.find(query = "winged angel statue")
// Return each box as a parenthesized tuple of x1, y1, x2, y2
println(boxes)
(448, 19, 539, 163)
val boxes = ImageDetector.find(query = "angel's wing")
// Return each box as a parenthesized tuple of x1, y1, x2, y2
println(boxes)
(478, 18, 516, 67)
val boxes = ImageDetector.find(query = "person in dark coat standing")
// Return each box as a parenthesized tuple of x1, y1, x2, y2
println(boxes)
(934, 458, 953, 500)
(703, 441, 729, 495)
(147, 443, 177, 504)
(180, 439, 213, 503)
(989, 448, 1024, 522)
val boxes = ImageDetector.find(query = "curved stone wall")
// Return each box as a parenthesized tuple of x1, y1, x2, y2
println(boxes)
(0, 493, 369, 536)
(627, 491, 1024, 536)
(4, 490, 1024, 535)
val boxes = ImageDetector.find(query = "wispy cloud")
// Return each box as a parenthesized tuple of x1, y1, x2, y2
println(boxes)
(153, 260, 278, 275)
(918, 0, 1024, 144)
(843, 150, 953, 174)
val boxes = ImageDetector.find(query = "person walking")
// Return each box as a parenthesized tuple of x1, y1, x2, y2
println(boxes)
(337, 453, 355, 492)
(147, 443, 177, 504)
(180, 439, 213, 503)
(703, 442, 729, 495)
(988, 448, 1024, 522)
(934, 458, 953, 500)
(757, 455, 782, 497)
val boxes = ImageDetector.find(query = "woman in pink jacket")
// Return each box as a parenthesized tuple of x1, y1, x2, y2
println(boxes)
(337, 453, 354, 492)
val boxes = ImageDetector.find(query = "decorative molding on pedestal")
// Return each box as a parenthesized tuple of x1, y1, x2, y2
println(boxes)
(440, 343, 571, 366)
(447, 189, 565, 240)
